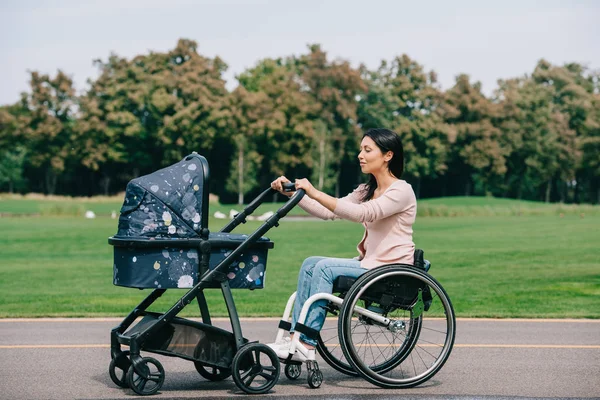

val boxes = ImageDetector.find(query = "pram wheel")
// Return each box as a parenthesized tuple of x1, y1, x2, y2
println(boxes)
(126, 357, 165, 395)
(194, 363, 231, 381)
(284, 363, 302, 380)
(232, 343, 280, 394)
(108, 350, 131, 388)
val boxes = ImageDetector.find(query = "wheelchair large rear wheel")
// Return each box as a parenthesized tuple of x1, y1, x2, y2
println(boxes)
(338, 265, 455, 388)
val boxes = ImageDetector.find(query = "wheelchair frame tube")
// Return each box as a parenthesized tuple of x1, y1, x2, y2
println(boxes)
(277, 292, 391, 359)
(275, 291, 297, 344)
(296, 293, 390, 330)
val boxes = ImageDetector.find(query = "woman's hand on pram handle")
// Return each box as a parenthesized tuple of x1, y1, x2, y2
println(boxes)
(271, 176, 294, 197)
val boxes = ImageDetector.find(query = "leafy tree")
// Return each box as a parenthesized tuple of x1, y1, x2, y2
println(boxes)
(21, 71, 76, 194)
(225, 87, 275, 204)
(531, 60, 597, 202)
(237, 57, 315, 190)
(292, 45, 367, 195)
(358, 55, 450, 197)
(443, 75, 507, 196)
(496, 76, 576, 202)
(79, 39, 229, 193)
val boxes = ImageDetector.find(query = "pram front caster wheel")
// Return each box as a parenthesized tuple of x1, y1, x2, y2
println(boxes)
(232, 343, 280, 394)
(126, 357, 165, 396)
(194, 363, 231, 381)
(284, 363, 302, 380)
(108, 350, 131, 388)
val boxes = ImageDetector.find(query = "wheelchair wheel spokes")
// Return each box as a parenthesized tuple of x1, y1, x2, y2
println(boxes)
(316, 309, 357, 376)
(344, 306, 420, 374)
(339, 266, 455, 388)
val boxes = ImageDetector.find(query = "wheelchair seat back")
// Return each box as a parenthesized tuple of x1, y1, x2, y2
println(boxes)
(332, 249, 431, 312)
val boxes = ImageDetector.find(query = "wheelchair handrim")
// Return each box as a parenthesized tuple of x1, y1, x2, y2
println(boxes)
(340, 267, 456, 387)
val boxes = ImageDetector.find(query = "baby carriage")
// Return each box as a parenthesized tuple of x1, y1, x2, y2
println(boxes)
(107, 153, 456, 395)
(108, 153, 298, 395)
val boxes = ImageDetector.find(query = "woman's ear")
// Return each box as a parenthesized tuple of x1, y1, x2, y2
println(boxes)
(384, 151, 394, 162)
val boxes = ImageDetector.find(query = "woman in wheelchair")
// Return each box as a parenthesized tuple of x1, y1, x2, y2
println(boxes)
(268, 128, 416, 362)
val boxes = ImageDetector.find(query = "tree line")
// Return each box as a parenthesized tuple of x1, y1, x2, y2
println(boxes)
(1, 39, 598, 204)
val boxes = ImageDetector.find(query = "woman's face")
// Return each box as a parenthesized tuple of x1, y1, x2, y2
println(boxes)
(358, 136, 391, 175)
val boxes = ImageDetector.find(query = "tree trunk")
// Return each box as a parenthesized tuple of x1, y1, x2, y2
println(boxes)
(237, 147, 244, 206)
(465, 180, 471, 197)
(45, 169, 57, 195)
(8, 180, 13, 193)
(318, 137, 325, 190)
(101, 175, 111, 196)
(415, 177, 421, 199)
(545, 179, 552, 203)
(573, 172, 581, 203)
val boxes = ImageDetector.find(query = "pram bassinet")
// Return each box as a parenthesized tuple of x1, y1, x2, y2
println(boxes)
(109, 153, 273, 289)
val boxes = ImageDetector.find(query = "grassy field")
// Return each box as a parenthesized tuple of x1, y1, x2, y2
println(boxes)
(0, 196, 598, 318)
(2, 193, 598, 218)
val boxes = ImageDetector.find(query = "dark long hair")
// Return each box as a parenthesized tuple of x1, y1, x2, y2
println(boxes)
(361, 128, 404, 202)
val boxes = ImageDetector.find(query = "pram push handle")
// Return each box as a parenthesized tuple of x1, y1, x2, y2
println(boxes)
(283, 182, 296, 192)
(220, 185, 305, 234)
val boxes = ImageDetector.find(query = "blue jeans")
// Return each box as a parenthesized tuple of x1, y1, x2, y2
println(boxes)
(290, 256, 368, 347)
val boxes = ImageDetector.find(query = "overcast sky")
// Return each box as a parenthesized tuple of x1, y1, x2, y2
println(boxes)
(1, 0, 599, 106)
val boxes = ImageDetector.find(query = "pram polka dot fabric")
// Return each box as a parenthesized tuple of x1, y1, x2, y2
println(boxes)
(110, 154, 273, 289)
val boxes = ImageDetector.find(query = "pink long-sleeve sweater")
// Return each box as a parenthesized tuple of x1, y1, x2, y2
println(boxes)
(298, 180, 417, 269)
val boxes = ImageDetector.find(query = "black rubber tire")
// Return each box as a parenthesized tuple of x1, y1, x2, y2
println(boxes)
(307, 369, 323, 389)
(108, 350, 131, 388)
(231, 343, 280, 394)
(339, 265, 455, 389)
(194, 363, 231, 381)
(126, 357, 165, 395)
(284, 363, 302, 380)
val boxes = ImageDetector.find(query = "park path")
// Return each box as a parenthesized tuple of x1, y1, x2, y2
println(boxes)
(0, 318, 599, 399)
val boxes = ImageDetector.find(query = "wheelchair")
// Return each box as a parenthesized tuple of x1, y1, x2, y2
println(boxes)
(273, 249, 456, 389)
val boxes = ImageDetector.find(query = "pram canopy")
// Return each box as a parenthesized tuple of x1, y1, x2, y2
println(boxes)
(115, 153, 210, 240)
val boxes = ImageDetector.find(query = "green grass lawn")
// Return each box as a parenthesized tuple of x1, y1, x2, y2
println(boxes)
(2, 193, 597, 218)
(0, 206, 598, 318)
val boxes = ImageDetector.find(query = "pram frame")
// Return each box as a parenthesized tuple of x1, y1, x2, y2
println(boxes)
(109, 154, 306, 395)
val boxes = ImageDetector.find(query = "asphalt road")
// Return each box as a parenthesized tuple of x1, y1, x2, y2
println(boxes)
(0, 318, 599, 399)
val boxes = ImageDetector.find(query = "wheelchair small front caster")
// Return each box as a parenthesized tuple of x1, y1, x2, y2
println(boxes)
(306, 360, 323, 388)
(284, 363, 302, 380)
(126, 356, 165, 395)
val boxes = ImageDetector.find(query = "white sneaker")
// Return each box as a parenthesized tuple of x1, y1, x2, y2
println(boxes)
(266, 336, 291, 352)
(275, 341, 307, 362)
